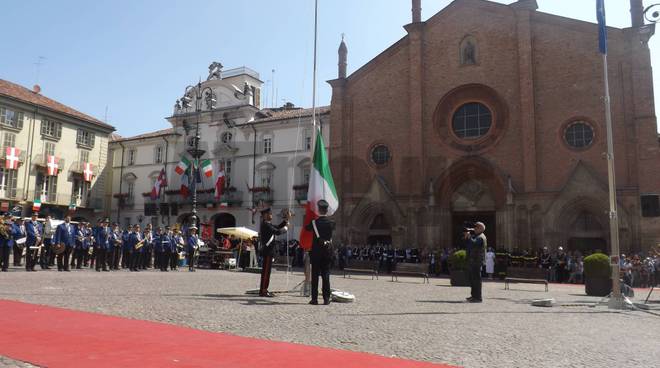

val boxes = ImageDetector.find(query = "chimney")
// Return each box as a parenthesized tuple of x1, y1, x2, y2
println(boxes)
(630, 0, 644, 27)
(32, 84, 41, 94)
(412, 0, 421, 23)
(338, 35, 348, 79)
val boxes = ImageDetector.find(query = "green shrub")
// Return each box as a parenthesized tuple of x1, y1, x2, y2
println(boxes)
(449, 250, 467, 271)
(583, 252, 611, 279)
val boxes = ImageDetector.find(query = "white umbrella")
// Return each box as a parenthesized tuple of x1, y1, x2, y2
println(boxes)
(216, 227, 258, 240)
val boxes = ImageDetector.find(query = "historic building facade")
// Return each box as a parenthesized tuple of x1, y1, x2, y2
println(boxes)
(0, 79, 115, 220)
(328, 0, 660, 253)
(108, 65, 330, 238)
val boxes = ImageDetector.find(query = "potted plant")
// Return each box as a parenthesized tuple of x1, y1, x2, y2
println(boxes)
(449, 250, 469, 286)
(583, 252, 612, 296)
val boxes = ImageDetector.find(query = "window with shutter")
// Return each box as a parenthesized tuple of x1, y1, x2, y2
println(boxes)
(641, 195, 660, 217)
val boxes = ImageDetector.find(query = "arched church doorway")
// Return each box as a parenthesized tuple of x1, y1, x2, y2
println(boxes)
(212, 213, 236, 240)
(566, 210, 607, 254)
(450, 180, 497, 248)
(367, 214, 392, 246)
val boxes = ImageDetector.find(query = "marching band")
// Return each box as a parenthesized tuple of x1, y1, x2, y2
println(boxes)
(0, 213, 194, 273)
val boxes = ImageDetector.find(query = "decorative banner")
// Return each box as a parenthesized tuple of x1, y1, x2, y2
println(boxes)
(32, 199, 41, 212)
(201, 159, 213, 178)
(5, 147, 20, 170)
(68, 201, 77, 212)
(214, 168, 225, 200)
(46, 155, 59, 176)
(83, 162, 94, 182)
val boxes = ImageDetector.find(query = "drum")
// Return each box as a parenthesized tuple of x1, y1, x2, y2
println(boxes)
(331, 290, 355, 303)
(15, 237, 26, 249)
(53, 243, 66, 255)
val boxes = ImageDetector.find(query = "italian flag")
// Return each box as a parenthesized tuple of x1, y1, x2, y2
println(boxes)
(201, 159, 213, 178)
(32, 199, 41, 212)
(175, 156, 191, 175)
(214, 168, 225, 200)
(299, 129, 338, 250)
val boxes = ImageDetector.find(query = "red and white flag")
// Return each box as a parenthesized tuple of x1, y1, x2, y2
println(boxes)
(83, 162, 94, 182)
(214, 168, 225, 200)
(5, 147, 20, 170)
(151, 168, 167, 200)
(46, 155, 59, 176)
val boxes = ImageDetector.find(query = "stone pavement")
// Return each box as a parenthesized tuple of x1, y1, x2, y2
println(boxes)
(0, 266, 658, 368)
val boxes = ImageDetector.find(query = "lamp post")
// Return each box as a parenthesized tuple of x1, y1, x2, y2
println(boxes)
(180, 82, 217, 228)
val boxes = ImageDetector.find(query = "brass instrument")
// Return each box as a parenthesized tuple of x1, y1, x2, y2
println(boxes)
(134, 239, 145, 250)
(0, 222, 10, 239)
(53, 243, 66, 255)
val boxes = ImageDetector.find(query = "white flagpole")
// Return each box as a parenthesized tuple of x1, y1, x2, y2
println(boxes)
(602, 53, 625, 308)
(301, 0, 320, 297)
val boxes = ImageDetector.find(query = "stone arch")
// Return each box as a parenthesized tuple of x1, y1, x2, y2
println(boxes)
(211, 212, 236, 240)
(435, 156, 507, 209)
(349, 201, 400, 245)
(553, 197, 610, 253)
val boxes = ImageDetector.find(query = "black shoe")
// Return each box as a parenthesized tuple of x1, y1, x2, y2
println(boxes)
(466, 297, 474, 302)
(468, 298, 482, 303)
(1, 269, 7, 272)
(64, 269, 71, 272)
(96, 269, 101, 272)
(309, 300, 319, 305)
(323, 299, 331, 305)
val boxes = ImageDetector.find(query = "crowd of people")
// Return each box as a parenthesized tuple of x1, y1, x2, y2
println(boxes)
(0, 213, 203, 273)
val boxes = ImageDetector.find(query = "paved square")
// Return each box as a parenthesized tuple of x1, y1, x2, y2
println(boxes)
(0, 268, 658, 368)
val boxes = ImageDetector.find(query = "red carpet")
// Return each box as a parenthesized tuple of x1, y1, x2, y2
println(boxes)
(0, 300, 455, 368)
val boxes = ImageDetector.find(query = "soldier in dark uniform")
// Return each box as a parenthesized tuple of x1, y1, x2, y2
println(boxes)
(258, 207, 289, 297)
(305, 200, 335, 305)
(465, 221, 487, 303)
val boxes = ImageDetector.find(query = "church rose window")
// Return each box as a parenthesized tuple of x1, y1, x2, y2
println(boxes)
(451, 103, 492, 139)
(370, 145, 390, 166)
(564, 121, 594, 149)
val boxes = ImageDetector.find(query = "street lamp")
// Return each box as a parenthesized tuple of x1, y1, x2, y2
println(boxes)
(180, 82, 217, 227)
(644, 4, 660, 23)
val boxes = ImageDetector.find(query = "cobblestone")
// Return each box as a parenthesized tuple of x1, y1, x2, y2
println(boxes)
(0, 266, 658, 367)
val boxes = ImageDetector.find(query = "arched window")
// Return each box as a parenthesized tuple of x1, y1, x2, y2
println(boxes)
(460, 36, 478, 65)
(564, 121, 595, 149)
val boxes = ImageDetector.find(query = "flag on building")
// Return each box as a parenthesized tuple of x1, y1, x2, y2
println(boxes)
(201, 159, 213, 178)
(83, 162, 94, 182)
(175, 156, 191, 175)
(5, 147, 20, 169)
(32, 199, 41, 212)
(597, 0, 607, 54)
(299, 129, 339, 250)
(151, 168, 167, 200)
(180, 168, 191, 198)
(46, 155, 59, 176)
(68, 201, 76, 212)
(214, 168, 225, 200)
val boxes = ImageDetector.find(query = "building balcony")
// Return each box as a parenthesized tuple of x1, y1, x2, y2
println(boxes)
(69, 161, 98, 176)
(32, 154, 66, 173)
(251, 188, 273, 205)
(188, 189, 244, 207)
(213, 142, 239, 155)
(0, 187, 22, 201)
(113, 193, 134, 208)
(293, 184, 308, 203)
(0, 147, 27, 166)
(70, 194, 103, 209)
(28, 191, 72, 206)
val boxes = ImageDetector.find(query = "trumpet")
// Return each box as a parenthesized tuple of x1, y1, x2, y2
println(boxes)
(134, 239, 145, 250)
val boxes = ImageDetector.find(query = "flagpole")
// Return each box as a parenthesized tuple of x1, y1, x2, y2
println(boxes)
(602, 53, 625, 308)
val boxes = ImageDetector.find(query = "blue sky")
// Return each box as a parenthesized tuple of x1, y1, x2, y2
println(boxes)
(2, 0, 659, 135)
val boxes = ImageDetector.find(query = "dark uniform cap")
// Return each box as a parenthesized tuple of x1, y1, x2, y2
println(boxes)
(317, 200, 329, 210)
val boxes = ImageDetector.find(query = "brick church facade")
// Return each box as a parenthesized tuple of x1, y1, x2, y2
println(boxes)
(328, 0, 660, 253)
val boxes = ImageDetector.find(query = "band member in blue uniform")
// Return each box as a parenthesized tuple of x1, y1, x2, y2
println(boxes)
(0, 215, 12, 271)
(12, 217, 25, 267)
(258, 208, 289, 297)
(110, 223, 122, 270)
(305, 200, 335, 305)
(121, 227, 131, 269)
(154, 227, 166, 271)
(171, 227, 183, 271)
(25, 213, 42, 272)
(95, 219, 111, 272)
(74, 222, 88, 269)
(186, 226, 199, 272)
(54, 216, 76, 272)
(41, 214, 55, 269)
(129, 224, 144, 272)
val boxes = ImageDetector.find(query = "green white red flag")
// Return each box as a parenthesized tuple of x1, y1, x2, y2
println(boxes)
(175, 156, 191, 175)
(201, 159, 213, 178)
(299, 129, 338, 250)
